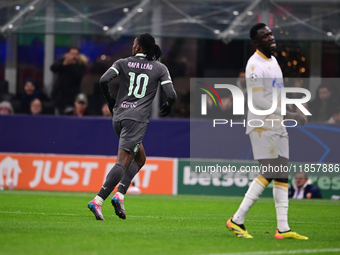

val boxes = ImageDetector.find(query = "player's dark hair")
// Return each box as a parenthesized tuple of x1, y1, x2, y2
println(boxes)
(296, 172, 308, 179)
(68, 46, 80, 53)
(318, 83, 331, 92)
(249, 23, 267, 40)
(137, 33, 162, 61)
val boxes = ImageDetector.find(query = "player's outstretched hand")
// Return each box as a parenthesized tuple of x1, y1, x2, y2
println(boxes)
(286, 111, 307, 127)
(108, 98, 116, 114)
(160, 102, 171, 117)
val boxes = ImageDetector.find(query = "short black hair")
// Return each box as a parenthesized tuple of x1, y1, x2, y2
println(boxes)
(68, 46, 80, 53)
(296, 172, 308, 179)
(317, 84, 332, 96)
(249, 23, 267, 40)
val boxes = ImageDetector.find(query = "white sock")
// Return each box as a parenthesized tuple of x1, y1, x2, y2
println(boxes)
(95, 195, 104, 206)
(232, 175, 269, 225)
(273, 181, 290, 232)
(116, 191, 125, 200)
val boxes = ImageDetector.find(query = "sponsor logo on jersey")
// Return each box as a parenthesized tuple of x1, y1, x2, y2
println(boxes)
(121, 101, 138, 108)
(272, 76, 284, 88)
(250, 73, 257, 82)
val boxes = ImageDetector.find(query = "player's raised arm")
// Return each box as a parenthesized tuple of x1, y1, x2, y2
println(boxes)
(99, 61, 121, 113)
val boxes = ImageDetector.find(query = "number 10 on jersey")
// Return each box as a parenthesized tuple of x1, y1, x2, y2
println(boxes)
(128, 72, 149, 98)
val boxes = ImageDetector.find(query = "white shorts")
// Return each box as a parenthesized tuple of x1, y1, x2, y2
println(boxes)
(249, 129, 289, 160)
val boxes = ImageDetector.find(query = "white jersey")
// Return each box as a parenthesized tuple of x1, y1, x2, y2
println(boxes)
(245, 50, 286, 134)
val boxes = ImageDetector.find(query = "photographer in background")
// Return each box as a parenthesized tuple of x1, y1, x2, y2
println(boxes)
(50, 46, 87, 114)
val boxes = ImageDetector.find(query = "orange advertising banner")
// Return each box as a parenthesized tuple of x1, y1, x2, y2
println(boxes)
(0, 153, 175, 194)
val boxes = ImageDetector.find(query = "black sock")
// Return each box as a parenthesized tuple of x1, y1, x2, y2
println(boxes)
(117, 162, 140, 195)
(98, 163, 126, 200)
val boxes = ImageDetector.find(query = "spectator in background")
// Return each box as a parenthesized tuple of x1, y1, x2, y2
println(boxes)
(51, 46, 87, 114)
(65, 93, 90, 117)
(287, 79, 306, 113)
(16, 78, 49, 114)
(101, 103, 112, 117)
(308, 84, 338, 122)
(174, 91, 190, 118)
(0, 101, 14, 115)
(295, 102, 310, 121)
(289, 172, 322, 199)
(236, 70, 247, 95)
(327, 106, 340, 123)
(290, 79, 305, 99)
(30, 98, 43, 115)
(236, 70, 247, 118)
(204, 89, 234, 119)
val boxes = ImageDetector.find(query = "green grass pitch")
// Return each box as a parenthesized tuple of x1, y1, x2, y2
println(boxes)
(1, 190, 340, 255)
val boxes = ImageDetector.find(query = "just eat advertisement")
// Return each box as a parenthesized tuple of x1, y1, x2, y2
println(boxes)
(0, 153, 176, 194)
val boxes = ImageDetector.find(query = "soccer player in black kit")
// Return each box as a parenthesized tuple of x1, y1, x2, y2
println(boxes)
(88, 33, 177, 220)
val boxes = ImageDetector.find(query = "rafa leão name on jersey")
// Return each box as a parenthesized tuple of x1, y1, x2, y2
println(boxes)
(127, 62, 153, 70)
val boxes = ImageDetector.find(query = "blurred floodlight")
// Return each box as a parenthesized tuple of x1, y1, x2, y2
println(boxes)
(123, 8, 129, 13)
(103, 26, 109, 31)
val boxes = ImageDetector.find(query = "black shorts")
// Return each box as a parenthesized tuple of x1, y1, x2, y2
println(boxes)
(113, 119, 147, 156)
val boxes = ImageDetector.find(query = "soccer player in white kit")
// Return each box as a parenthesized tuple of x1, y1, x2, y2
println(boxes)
(226, 23, 308, 240)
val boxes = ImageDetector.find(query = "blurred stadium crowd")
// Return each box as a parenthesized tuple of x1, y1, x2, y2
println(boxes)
(0, 40, 339, 122)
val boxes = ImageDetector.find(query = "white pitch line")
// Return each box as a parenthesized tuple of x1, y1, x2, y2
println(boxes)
(204, 248, 340, 255)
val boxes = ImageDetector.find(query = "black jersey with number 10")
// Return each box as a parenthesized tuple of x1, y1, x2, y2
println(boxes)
(109, 53, 174, 123)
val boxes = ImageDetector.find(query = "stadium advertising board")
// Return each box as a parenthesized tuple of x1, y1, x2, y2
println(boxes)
(0, 153, 175, 194)
(177, 159, 340, 199)
(177, 159, 272, 197)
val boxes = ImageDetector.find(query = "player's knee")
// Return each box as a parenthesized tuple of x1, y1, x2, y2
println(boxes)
(134, 156, 146, 168)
